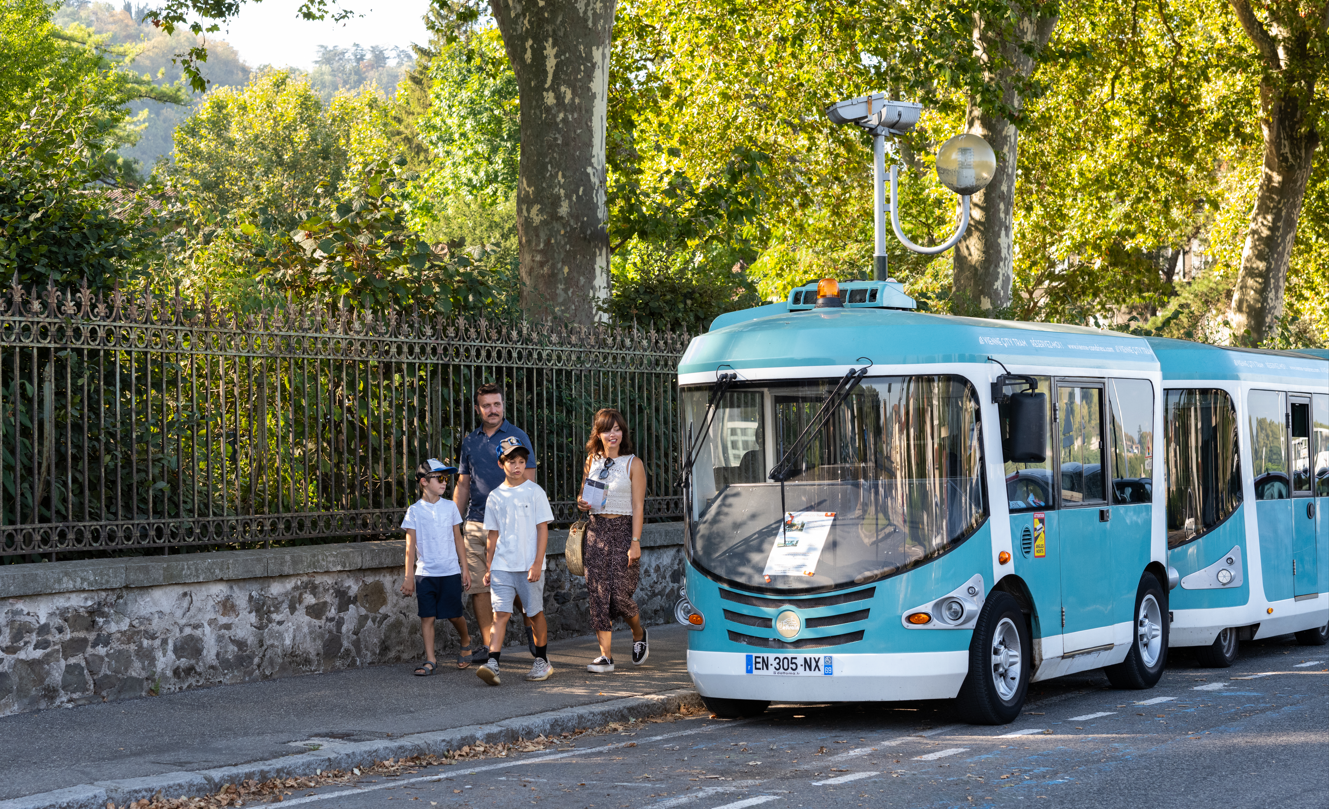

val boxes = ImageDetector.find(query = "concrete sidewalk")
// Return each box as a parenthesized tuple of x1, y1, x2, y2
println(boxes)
(0, 624, 695, 807)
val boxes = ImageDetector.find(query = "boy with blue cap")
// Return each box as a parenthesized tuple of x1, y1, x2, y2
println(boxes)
(475, 436, 555, 685)
(401, 458, 472, 674)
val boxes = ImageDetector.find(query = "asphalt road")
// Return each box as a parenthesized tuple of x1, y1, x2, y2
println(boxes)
(270, 636, 1328, 809)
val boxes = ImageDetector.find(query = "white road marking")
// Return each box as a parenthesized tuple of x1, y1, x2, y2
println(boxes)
(998, 729, 1046, 737)
(826, 747, 876, 762)
(710, 797, 780, 809)
(650, 782, 763, 808)
(1293, 660, 1324, 668)
(1233, 672, 1276, 680)
(269, 719, 745, 807)
(813, 771, 879, 785)
(1135, 696, 1176, 705)
(1067, 712, 1116, 721)
(914, 748, 968, 761)
(1193, 683, 1227, 691)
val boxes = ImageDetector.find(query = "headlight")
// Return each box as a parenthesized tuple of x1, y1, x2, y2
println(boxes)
(675, 597, 704, 629)
(1217, 568, 1233, 585)
(941, 598, 966, 623)
(775, 610, 801, 639)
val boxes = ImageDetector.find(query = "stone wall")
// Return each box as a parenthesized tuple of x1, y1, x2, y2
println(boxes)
(0, 524, 684, 717)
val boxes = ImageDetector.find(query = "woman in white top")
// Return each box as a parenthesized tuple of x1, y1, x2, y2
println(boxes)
(575, 408, 649, 672)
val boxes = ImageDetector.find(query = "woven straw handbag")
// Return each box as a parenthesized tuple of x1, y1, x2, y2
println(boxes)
(565, 518, 588, 577)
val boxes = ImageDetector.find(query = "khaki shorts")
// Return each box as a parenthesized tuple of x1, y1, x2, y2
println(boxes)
(463, 521, 490, 595)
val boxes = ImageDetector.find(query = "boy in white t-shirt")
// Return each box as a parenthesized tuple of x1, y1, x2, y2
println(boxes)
(475, 436, 555, 685)
(400, 458, 472, 675)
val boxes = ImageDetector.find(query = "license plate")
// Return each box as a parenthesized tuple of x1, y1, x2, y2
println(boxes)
(745, 653, 834, 676)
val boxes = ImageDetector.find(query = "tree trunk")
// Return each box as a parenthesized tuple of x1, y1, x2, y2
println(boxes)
(1227, 84, 1319, 344)
(952, 8, 1057, 316)
(490, 0, 615, 326)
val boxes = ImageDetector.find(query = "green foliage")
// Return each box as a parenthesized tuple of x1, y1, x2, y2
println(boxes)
(304, 44, 412, 104)
(602, 242, 760, 333)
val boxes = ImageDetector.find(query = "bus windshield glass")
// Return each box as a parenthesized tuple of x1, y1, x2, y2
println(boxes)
(681, 375, 987, 593)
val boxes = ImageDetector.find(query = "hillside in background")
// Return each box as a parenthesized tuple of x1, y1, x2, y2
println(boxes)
(54, 1, 413, 172)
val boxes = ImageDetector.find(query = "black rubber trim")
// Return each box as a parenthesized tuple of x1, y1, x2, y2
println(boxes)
(805, 609, 870, 629)
(719, 587, 876, 609)
(727, 630, 865, 649)
(723, 609, 773, 628)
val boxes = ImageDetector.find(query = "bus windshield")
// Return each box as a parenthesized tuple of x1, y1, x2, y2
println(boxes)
(681, 375, 987, 593)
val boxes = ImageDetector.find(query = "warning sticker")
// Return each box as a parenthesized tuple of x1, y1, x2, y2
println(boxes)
(1033, 513, 1046, 558)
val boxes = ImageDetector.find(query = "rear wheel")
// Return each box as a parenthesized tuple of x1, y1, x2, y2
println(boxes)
(1106, 574, 1168, 689)
(1295, 620, 1329, 646)
(1193, 626, 1239, 668)
(956, 591, 1030, 725)
(701, 696, 769, 719)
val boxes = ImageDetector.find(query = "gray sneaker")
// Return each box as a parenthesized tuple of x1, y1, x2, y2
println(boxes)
(525, 657, 554, 681)
(476, 658, 501, 686)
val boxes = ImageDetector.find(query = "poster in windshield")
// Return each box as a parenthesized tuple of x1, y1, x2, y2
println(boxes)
(763, 511, 836, 580)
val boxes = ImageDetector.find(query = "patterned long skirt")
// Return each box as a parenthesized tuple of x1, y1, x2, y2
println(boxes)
(585, 514, 640, 632)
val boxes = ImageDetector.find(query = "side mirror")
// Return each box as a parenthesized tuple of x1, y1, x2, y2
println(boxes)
(1004, 391, 1047, 463)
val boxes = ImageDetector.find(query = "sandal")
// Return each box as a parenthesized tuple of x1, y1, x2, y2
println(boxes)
(414, 660, 437, 676)
(455, 649, 471, 670)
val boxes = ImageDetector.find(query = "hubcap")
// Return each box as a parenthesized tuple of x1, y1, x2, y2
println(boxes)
(1218, 627, 1237, 657)
(1137, 594, 1163, 668)
(990, 616, 1023, 701)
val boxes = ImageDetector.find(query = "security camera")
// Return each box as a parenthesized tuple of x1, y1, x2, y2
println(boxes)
(824, 93, 922, 135)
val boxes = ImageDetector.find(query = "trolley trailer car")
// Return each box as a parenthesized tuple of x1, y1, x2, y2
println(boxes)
(673, 279, 1328, 723)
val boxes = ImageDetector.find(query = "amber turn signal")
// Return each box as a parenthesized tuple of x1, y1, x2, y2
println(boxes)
(817, 277, 840, 299)
(688, 613, 704, 625)
(907, 612, 931, 625)
(998, 551, 1011, 564)
(1267, 607, 1274, 615)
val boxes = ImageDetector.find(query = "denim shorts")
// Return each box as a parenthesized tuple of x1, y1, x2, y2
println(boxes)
(489, 569, 545, 617)
(415, 574, 464, 619)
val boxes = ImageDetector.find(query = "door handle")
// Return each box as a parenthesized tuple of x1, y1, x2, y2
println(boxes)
(1099, 508, 1111, 523)
(1310, 501, 1317, 520)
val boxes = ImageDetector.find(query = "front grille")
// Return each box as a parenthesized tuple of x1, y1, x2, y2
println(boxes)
(719, 587, 875, 609)
(723, 609, 773, 628)
(805, 609, 870, 629)
(728, 630, 865, 649)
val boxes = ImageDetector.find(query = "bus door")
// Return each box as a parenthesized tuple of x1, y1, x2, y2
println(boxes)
(1316, 395, 1329, 591)
(1290, 396, 1319, 597)
(1250, 390, 1294, 602)
(1003, 376, 1061, 640)
(1055, 380, 1115, 652)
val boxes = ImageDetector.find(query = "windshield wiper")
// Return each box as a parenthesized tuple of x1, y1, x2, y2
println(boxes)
(676, 372, 739, 489)
(767, 366, 868, 482)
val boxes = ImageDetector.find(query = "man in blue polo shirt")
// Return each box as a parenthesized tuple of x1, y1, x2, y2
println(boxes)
(453, 382, 539, 659)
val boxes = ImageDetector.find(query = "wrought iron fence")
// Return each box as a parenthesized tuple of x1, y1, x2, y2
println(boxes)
(0, 282, 689, 561)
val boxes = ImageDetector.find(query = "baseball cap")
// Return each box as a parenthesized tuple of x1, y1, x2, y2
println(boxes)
(418, 457, 458, 478)
(495, 435, 531, 461)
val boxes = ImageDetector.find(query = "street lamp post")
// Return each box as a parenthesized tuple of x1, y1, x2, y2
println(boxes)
(826, 93, 996, 280)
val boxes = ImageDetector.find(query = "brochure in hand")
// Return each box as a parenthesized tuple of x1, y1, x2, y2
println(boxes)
(581, 478, 608, 511)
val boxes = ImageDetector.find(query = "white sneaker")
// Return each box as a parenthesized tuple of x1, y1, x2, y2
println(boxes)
(477, 658, 501, 686)
(526, 657, 554, 681)
(587, 655, 615, 673)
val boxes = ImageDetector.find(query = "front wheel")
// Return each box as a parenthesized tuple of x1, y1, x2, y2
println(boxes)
(1295, 620, 1329, 646)
(955, 591, 1031, 725)
(701, 696, 769, 719)
(1194, 626, 1239, 668)
(1105, 574, 1168, 689)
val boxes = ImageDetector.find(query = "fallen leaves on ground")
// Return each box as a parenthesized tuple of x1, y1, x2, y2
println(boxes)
(113, 704, 703, 808)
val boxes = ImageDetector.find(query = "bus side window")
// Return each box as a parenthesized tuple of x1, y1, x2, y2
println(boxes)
(1108, 379, 1154, 504)
(1002, 375, 1053, 513)
(1315, 394, 1329, 497)
(1164, 389, 1242, 548)
(1249, 390, 1288, 501)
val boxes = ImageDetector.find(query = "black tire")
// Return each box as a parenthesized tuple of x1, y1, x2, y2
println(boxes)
(1295, 620, 1329, 646)
(1105, 574, 1168, 689)
(955, 591, 1031, 725)
(701, 696, 769, 719)
(1193, 626, 1239, 668)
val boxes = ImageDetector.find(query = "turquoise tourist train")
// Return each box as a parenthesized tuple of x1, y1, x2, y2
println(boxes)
(672, 278, 1329, 723)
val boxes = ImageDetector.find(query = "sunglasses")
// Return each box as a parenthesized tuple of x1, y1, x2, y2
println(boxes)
(597, 457, 615, 480)
(422, 474, 446, 483)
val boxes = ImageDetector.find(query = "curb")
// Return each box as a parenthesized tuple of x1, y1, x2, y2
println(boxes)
(0, 688, 703, 809)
